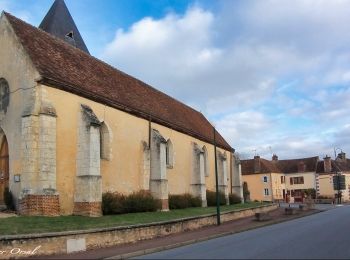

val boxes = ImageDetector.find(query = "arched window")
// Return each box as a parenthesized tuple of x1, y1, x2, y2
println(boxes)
(0, 78, 10, 113)
(100, 122, 112, 160)
(166, 139, 174, 168)
(203, 146, 209, 177)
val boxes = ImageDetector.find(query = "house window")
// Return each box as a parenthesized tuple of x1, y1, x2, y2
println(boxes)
(264, 188, 269, 196)
(166, 139, 174, 168)
(263, 176, 268, 182)
(290, 177, 304, 185)
(281, 176, 285, 184)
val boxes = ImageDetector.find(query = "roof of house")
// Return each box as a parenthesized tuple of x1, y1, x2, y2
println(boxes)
(241, 158, 280, 174)
(241, 156, 319, 175)
(39, 0, 89, 53)
(316, 159, 350, 174)
(3, 12, 233, 151)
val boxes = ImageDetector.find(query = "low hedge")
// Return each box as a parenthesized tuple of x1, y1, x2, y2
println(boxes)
(229, 193, 242, 205)
(206, 190, 226, 206)
(169, 194, 201, 209)
(4, 187, 15, 211)
(102, 190, 160, 215)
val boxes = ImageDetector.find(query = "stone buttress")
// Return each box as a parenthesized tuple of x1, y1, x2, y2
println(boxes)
(73, 104, 102, 217)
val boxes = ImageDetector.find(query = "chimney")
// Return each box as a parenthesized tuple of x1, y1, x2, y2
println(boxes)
(337, 152, 346, 161)
(254, 155, 261, 173)
(298, 161, 306, 173)
(324, 156, 331, 173)
(272, 154, 278, 161)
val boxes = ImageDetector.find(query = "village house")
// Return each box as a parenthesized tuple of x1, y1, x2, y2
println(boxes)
(0, 0, 242, 216)
(316, 152, 350, 202)
(241, 155, 319, 202)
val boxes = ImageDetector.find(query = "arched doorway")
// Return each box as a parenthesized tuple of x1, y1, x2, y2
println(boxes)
(0, 135, 9, 204)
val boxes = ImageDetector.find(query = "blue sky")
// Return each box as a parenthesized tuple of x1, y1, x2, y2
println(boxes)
(2, 0, 350, 160)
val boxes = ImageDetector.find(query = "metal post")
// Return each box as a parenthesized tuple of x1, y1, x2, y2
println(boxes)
(337, 173, 341, 204)
(334, 148, 342, 204)
(213, 126, 221, 225)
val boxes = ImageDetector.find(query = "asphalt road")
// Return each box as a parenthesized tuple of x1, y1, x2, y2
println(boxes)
(137, 205, 350, 259)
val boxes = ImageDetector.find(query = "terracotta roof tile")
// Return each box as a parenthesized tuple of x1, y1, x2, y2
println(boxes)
(317, 159, 350, 174)
(241, 156, 319, 175)
(4, 12, 232, 151)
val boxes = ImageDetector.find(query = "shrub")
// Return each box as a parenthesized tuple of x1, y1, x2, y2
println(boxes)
(4, 187, 15, 211)
(102, 190, 160, 215)
(206, 190, 226, 206)
(169, 194, 201, 209)
(102, 192, 126, 215)
(243, 182, 250, 202)
(304, 189, 316, 199)
(317, 195, 333, 199)
(190, 196, 202, 207)
(124, 190, 160, 213)
(229, 193, 242, 205)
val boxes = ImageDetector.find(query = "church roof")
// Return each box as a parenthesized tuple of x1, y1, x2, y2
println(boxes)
(39, 0, 89, 54)
(3, 12, 233, 151)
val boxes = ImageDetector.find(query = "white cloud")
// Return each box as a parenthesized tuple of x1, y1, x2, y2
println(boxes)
(0, 0, 32, 23)
(100, 1, 350, 159)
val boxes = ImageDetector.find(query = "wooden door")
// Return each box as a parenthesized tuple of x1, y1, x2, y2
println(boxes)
(0, 136, 9, 204)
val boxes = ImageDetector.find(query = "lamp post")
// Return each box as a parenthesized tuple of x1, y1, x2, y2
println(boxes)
(334, 147, 342, 204)
(213, 126, 221, 226)
(334, 147, 342, 161)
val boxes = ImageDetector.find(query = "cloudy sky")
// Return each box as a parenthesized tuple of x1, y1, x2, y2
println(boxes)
(2, 0, 350, 160)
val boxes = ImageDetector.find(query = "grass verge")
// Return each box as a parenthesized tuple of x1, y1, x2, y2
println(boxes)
(0, 202, 269, 235)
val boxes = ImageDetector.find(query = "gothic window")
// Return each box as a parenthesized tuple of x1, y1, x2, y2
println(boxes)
(166, 139, 174, 168)
(100, 122, 112, 160)
(203, 146, 209, 177)
(0, 78, 10, 113)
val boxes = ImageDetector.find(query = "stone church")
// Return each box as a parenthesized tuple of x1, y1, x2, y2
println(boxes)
(0, 0, 242, 216)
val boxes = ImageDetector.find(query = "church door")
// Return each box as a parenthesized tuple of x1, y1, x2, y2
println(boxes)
(0, 136, 9, 204)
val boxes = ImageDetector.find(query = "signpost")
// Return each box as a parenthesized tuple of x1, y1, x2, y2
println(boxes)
(333, 174, 345, 204)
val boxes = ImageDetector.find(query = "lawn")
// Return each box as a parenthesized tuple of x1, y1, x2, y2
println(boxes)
(0, 202, 269, 235)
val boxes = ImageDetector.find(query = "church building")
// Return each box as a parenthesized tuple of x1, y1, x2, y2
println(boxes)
(0, 0, 242, 216)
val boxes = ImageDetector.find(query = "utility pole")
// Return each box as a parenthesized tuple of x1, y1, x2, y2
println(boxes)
(334, 147, 342, 204)
(213, 126, 221, 225)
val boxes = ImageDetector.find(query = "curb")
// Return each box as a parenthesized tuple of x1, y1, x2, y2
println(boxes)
(105, 209, 321, 259)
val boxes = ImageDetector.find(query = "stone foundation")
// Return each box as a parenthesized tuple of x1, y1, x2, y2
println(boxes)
(73, 202, 102, 217)
(19, 194, 60, 216)
(160, 199, 169, 211)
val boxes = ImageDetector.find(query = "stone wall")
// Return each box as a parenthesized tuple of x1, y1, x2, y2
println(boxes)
(0, 204, 277, 259)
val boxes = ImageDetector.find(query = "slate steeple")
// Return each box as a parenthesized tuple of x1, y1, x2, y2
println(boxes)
(39, 0, 89, 54)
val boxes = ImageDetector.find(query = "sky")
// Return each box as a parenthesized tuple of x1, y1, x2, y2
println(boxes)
(1, 0, 350, 160)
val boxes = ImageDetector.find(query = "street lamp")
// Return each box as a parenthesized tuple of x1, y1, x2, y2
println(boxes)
(334, 147, 342, 160)
(213, 125, 221, 226)
(333, 147, 343, 204)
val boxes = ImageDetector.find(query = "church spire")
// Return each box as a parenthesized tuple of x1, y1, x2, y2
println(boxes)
(39, 0, 89, 54)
